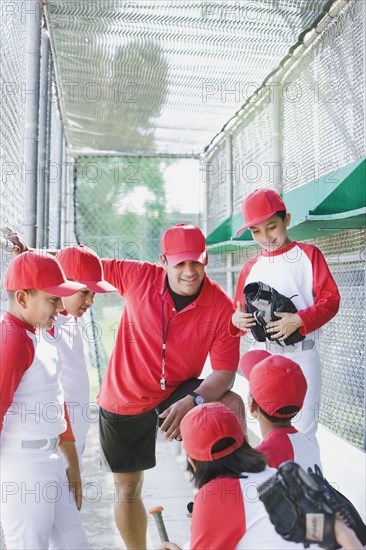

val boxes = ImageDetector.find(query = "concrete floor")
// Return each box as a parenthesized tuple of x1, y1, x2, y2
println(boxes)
(81, 421, 194, 550)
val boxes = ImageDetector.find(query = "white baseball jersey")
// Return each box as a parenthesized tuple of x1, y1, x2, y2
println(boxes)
(53, 312, 91, 455)
(0, 312, 66, 440)
(234, 242, 340, 341)
(0, 311, 88, 550)
(190, 467, 321, 549)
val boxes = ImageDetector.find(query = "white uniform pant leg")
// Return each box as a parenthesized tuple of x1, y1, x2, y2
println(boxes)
(285, 348, 322, 445)
(49, 471, 89, 550)
(49, 436, 89, 549)
(0, 451, 64, 550)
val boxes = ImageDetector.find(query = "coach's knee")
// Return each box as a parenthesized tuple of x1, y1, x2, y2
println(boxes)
(219, 390, 246, 431)
(113, 471, 144, 505)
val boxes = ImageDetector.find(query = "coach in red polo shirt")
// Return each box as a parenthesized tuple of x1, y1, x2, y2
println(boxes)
(97, 223, 242, 550)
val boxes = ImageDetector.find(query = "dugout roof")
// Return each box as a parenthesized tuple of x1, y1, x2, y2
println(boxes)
(45, 0, 335, 158)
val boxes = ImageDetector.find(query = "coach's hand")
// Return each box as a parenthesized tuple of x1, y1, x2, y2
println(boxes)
(159, 543, 182, 550)
(1, 226, 28, 254)
(159, 395, 194, 441)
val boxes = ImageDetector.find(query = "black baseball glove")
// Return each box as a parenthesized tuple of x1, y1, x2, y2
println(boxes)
(244, 281, 305, 346)
(257, 461, 366, 550)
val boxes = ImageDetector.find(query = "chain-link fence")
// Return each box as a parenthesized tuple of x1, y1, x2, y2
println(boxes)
(282, 0, 364, 190)
(232, 88, 274, 209)
(72, 156, 201, 385)
(0, 6, 29, 316)
(205, 0, 365, 449)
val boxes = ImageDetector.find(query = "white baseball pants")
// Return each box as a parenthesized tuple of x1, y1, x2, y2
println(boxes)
(0, 445, 89, 550)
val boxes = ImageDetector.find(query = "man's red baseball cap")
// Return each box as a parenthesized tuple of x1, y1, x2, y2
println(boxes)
(180, 402, 245, 462)
(161, 224, 207, 267)
(56, 245, 116, 293)
(4, 251, 85, 297)
(236, 188, 287, 237)
(243, 354, 307, 418)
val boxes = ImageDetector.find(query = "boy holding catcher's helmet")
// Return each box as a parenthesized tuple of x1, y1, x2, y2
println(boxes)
(231, 188, 340, 443)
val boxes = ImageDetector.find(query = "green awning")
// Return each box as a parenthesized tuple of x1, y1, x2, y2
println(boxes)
(287, 207, 366, 241)
(207, 158, 365, 253)
(206, 211, 252, 245)
(285, 158, 365, 222)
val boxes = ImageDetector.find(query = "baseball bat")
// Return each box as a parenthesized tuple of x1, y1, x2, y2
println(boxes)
(149, 505, 169, 542)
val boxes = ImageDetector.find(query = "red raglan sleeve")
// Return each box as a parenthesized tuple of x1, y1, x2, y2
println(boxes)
(256, 433, 294, 469)
(297, 245, 341, 335)
(0, 319, 34, 432)
(59, 405, 75, 441)
(190, 478, 245, 550)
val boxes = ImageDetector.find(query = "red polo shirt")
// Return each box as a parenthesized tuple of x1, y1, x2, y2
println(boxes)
(97, 260, 239, 415)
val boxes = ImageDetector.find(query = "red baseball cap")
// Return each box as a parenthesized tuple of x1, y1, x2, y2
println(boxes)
(180, 402, 245, 462)
(4, 251, 84, 297)
(236, 188, 287, 237)
(55, 245, 116, 293)
(161, 224, 207, 267)
(246, 354, 307, 418)
(239, 350, 271, 379)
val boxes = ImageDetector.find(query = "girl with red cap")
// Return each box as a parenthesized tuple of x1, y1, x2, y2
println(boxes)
(161, 402, 308, 550)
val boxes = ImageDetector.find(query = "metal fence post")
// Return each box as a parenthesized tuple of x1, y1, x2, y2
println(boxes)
(56, 125, 64, 249)
(225, 132, 234, 298)
(271, 80, 282, 195)
(36, 24, 50, 248)
(23, 0, 42, 248)
(60, 136, 68, 245)
(202, 158, 209, 237)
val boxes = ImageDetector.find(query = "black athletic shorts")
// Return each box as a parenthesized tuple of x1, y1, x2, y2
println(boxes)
(99, 378, 202, 473)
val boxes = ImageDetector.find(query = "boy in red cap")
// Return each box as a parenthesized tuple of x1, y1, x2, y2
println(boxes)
(53, 245, 116, 463)
(240, 351, 321, 472)
(0, 252, 89, 549)
(231, 188, 340, 443)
